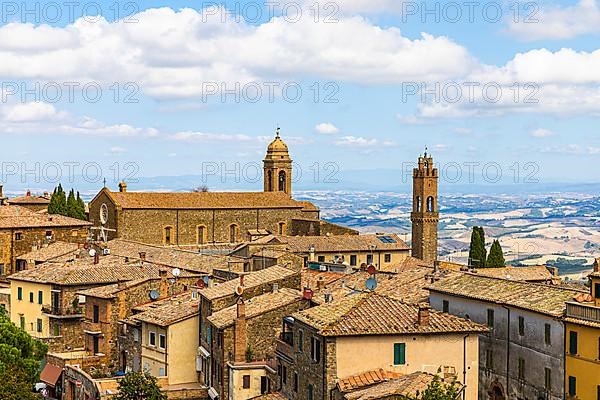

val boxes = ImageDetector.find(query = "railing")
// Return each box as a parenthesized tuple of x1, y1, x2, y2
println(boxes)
(280, 331, 294, 346)
(41, 304, 84, 318)
(566, 302, 600, 323)
(275, 338, 294, 360)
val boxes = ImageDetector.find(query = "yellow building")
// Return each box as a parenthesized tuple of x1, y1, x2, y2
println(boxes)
(129, 291, 201, 387)
(564, 258, 600, 399)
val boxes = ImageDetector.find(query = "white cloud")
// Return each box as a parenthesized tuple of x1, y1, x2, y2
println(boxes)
(506, 0, 600, 40)
(530, 128, 555, 138)
(539, 144, 600, 155)
(334, 136, 378, 147)
(453, 127, 472, 134)
(171, 131, 254, 142)
(315, 123, 339, 134)
(3, 102, 66, 122)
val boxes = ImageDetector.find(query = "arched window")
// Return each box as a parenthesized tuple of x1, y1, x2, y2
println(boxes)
(278, 222, 287, 235)
(229, 224, 238, 243)
(197, 225, 206, 245)
(278, 171, 287, 192)
(427, 196, 434, 212)
(164, 226, 173, 245)
(267, 170, 273, 191)
(416, 196, 422, 212)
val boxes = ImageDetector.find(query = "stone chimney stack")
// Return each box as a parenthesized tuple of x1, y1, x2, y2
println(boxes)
(118, 181, 127, 193)
(139, 252, 146, 261)
(159, 269, 169, 298)
(316, 277, 325, 291)
(309, 245, 316, 262)
(418, 303, 431, 327)
(234, 297, 247, 363)
(594, 258, 599, 273)
(94, 253, 100, 265)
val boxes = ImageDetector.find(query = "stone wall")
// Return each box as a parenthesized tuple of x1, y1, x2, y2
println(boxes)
(319, 221, 359, 236)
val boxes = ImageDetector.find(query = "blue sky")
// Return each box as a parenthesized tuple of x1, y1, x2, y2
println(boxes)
(0, 0, 599, 191)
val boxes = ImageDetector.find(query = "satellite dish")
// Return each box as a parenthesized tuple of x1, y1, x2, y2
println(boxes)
(235, 285, 244, 296)
(149, 290, 160, 300)
(366, 277, 378, 291)
(172, 268, 181, 278)
(367, 264, 376, 275)
(88, 249, 97, 257)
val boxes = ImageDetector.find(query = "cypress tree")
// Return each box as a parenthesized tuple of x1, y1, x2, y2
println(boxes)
(476, 226, 487, 267)
(66, 189, 77, 218)
(468, 226, 486, 268)
(48, 187, 58, 214)
(76, 192, 87, 220)
(487, 239, 506, 267)
(55, 184, 67, 216)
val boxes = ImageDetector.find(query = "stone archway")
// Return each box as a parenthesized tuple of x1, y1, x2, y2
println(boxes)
(488, 381, 506, 400)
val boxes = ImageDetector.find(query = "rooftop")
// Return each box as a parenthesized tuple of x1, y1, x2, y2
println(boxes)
(8, 193, 50, 205)
(0, 205, 91, 229)
(472, 265, 555, 282)
(337, 369, 403, 393)
(130, 291, 199, 326)
(249, 234, 410, 253)
(77, 278, 155, 299)
(17, 242, 80, 263)
(428, 273, 586, 317)
(293, 292, 487, 337)
(101, 188, 314, 210)
(208, 288, 303, 329)
(200, 265, 298, 300)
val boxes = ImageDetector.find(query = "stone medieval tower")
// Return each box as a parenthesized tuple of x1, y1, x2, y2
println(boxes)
(410, 150, 439, 263)
(264, 128, 292, 195)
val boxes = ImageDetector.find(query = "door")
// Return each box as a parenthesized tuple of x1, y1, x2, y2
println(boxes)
(93, 336, 99, 355)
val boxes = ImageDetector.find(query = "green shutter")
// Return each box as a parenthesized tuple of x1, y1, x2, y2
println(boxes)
(569, 331, 578, 355)
(394, 343, 405, 365)
(568, 376, 576, 396)
(17, 287, 22, 300)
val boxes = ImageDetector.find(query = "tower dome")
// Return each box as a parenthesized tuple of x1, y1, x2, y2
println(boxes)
(265, 128, 290, 159)
(263, 127, 292, 195)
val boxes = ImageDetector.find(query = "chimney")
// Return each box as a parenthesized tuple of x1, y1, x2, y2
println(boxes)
(139, 252, 146, 261)
(309, 245, 316, 262)
(118, 181, 127, 193)
(594, 258, 599, 273)
(43, 191, 49, 198)
(316, 277, 325, 291)
(239, 274, 245, 287)
(26, 190, 31, 197)
(234, 297, 247, 363)
(272, 283, 279, 293)
(159, 269, 168, 298)
(418, 303, 430, 327)
(94, 253, 100, 265)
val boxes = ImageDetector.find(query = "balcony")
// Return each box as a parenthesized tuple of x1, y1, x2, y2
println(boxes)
(566, 302, 600, 324)
(41, 304, 84, 319)
(83, 320, 103, 334)
(275, 333, 294, 362)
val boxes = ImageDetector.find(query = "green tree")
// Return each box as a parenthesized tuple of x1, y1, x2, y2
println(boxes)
(487, 239, 506, 267)
(468, 226, 486, 268)
(47, 187, 58, 214)
(113, 371, 167, 400)
(49, 184, 67, 216)
(66, 189, 77, 218)
(75, 191, 87, 220)
(0, 308, 47, 399)
(415, 375, 460, 400)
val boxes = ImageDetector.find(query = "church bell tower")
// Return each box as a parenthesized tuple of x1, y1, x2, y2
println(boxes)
(410, 149, 439, 263)
(264, 128, 292, 195)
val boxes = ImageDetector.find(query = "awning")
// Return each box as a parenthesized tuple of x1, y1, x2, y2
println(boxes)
(198, 346, 210, 358)
(40, 363, 62, 387)
(208, 387, 219, 399)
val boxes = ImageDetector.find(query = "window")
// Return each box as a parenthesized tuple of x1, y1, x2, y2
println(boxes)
(318, 256, 325, 262)
(545, 323, 551, 345)
(0, 264, 4, 275)
(517, 358, 525, 380)
(518, 316, 525, 336)
(310, 337, 321, 362)
(17, 287, 22, 300)
(416, 196, 422, 212)
(568, 376, 576, 396)
(485, 350, 493, 370)
(229, 224, 238, 243)
(243, 374, 250, 389)
(29, 292, 34, 303)
(350, 255, 357, 266)
(308, 384, 314, 400)
(366, 254, 373, 265)
(38, 291, 43, 305)
(569, 331, 578, 355)
(93, 305, 99, 323)
(384, 253, 391, 263)
(45, 230, 52, 238)
(282, 365, 287, 384)
(15, 232, 22, 240)
(393, 343, 406, 365)
(298, 330, 303, 352)
(164, 227, 172, 245)
(598, 337, 600, 360)
(278, 222, 286, 235)
(426, 196, 434, 212)
(53, 322, 59, 337)
(19, 315, 25, 330)
(442, 300, 449, 313)
(293, 372, 298, 392)
(159, 334, 166, 349)
(197, 226, 206, 245)
(544, 368, 551, 390)
(36, 319, 42, 333)
(595, 283, 600, 299)
(159, 367, 165, 377)
(487, 309, 495, 328)
(149, 331, 156, 346)
(278, 171, 287, 192)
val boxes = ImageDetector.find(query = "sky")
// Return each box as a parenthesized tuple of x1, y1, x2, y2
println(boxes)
(0, 0, 599, 192)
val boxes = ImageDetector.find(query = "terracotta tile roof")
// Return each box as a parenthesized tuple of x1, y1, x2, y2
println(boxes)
(17, 242, 80, 263)
(77, 278, 154, 298)
(293, 293, 487, 337)
(428, 273, 586, 317)
(105, 189, 313, 210)
(0, 205, 91, 229)
(208, 288, 303, 329)
(9, 194, 50, 205)
(105, 239, 231, 274)
(40, 363, 63, 386)
(8, 255, 196, 286)
(343, 372, 459, 400)
(301, 269, 346, 291)
(261, 234, 410, 253)
(337, 369, 403, 392)
(472, 265, 554, 282)
(200, 265, 299, 301)
(130, 291, 199, 326)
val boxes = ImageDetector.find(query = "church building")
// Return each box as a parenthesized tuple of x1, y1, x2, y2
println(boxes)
(89, 130, 353, 246)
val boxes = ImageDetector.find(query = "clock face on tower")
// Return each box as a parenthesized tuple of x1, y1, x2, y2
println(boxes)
(99, 203, 108, 225)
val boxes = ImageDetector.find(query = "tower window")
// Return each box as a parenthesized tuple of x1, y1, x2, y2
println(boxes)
(164, 226, 172, 245)
(278, 171, 287, 192)
(197, 225, 206, 245)
(267, 170, 273, 192)
(426, 196, 434, 212)
(416, 196, 422, 212)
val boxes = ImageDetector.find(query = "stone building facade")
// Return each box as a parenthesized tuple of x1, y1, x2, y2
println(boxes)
(410, 151, 439, 263)
(88, 133, 326, 246)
